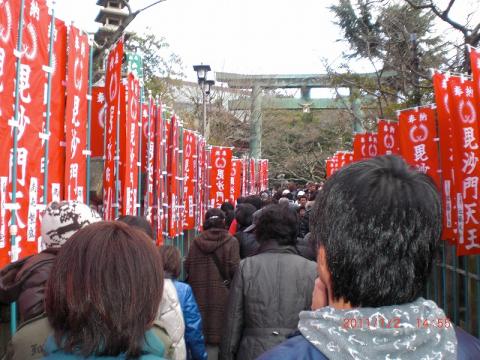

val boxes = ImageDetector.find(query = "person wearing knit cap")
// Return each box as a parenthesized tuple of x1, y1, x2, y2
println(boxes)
(0, 201, 101, 324)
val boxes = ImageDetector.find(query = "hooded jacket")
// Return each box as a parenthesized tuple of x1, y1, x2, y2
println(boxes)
(258, 298, 480, 360)
(0, 248, 58, 323)
(156, 279, 187, 360)
(219, 242, 316, 360)
(185, 228, 240, 345)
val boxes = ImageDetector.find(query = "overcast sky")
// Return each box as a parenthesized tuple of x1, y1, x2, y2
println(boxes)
(55, 0, 477, 93)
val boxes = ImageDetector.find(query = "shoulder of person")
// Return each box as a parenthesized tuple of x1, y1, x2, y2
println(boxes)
(456, 326, 480, 359)
(257, 334, 328, 360)
(5, 313, 51, 360)
(151, 321, 174, 359)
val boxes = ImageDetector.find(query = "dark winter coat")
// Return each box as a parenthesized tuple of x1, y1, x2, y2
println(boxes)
(295, 233, 317, 262)
(219, 242, 317, 360)
(173, 280, 208, 360)
(298, 209, 310, 239)
(0, 248, 58, 323)
(185, 228, 240, 345)
(234, 231, 259, 259)
(257, 327, 480, 360)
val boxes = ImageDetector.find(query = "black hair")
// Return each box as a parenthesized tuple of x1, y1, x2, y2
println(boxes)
(117, 215, 154, 239)
(203, 208, 226, 230)
(221, 202, 234, 212)
(244, 195, 263, 210)
(311, 155, 441, 307)
(256, 204, 298, 246)
(235, 203, 257, 228)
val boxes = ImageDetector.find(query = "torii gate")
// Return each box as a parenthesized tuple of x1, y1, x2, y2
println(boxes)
(216, 71, 395, 158)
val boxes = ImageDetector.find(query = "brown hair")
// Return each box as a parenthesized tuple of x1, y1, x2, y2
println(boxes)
(159, 245, 181, 279)
(45, 221, 164, 358)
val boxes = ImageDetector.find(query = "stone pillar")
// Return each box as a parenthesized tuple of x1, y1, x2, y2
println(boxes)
(350, 89, 365, 133)
(249, 85, 263, 158)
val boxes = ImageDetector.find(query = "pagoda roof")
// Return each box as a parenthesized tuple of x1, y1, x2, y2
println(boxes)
(95, 7, 129, 24)
(96, 0, 128, 7)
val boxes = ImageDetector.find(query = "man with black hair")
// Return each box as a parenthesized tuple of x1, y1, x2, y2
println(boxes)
(259, 156, 480, 360)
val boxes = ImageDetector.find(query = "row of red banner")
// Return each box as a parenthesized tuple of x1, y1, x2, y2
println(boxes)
(326, 46, 480, 256)
(0, 2, 269, 267)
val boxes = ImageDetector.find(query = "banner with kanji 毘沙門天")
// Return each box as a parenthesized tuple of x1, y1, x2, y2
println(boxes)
(65, 25, 89, 203)
(183, 130, 197, 230)
(210, 147, 233, 208)
(447, 75, 480, 255)
(230, 158, 242, 205)
(103, 38, 123, 220)
(91, 86, 105, 158)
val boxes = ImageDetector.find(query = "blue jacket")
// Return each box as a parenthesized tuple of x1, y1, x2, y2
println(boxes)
(173, 280, 208, 360)
(257, 328, 480, 360)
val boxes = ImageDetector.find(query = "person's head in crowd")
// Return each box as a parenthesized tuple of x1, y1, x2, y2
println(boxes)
(307, 183, 316, 194)
(311, 155, 441, 308)
(203, 208, 226, 230)
(297, 206, 306, 218)
(117, 215, 154, 240)
(244, 195, 263, 210)
(41, 201, 101, 249)
(308, 190, 317, 202)
(235, 203, 257, 230)
(221, 202, 235, 229)
(272, 190, 283, 201)
(255, 204, 298, 246)
(45, 221, 164, 358)
(287, 182, 297, 193)
(236, 197, 246, 205)
(297, 193, 308, 207)
(159, 245, 181, 279)
(278, 197, 290, 207)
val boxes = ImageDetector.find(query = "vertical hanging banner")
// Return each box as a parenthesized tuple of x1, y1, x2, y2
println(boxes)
(0, 0, 20, 266)
(183, 130, 196, 230)
(91, 86, 105, 158)
(12, 0, 50, 261)
(230, 158, 242, 204)
(377, 120, 400, 156)
(47, 18, 67, 204)
(448, 76, 480, 255)
(122, 74, 139, 216)
(65, 25, 89, 203)
(210, 146, 233, 208)
(241, 158, 248, 197)
(353, 133, 377, 161)
(433, 71, 457, 242)
(397, 105, 441, 187)
(249, 158, 256, 195)
(167, 115, 179, 237)
(262, 159, 269, 191)
(144, 98, 155, 224)
(196, 136, 206, 230)
(326, 158, 333, 178)
(103, 38, 123, 220)
(153, 102, 164, 243)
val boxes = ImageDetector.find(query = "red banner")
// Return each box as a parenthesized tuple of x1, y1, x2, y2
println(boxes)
(167, 116, 181, 237)
(230, 158, 242, 204)
(398, 106, 440, 187)
(249, 158, 256, 195)
(103, 39, 123, 220)
(91, 86, 105, 158)
(353, 133, 378, 161)
(47, 19, 67, 204)
(183, 130, 196, 230)
(153, 103, 164, 243)
(196, 136, 206, 230)
(65, 26, 89, 203)
(210, 147, 233, 208)
(433, 71, 457, 242)
(144, 99, 155, 224)
(121, 74, 140, 216)
(241, 158, 248, 197)
(0, 0, 21, 267)
(377, 120, 400, 156)
(448, 76, 480, 255)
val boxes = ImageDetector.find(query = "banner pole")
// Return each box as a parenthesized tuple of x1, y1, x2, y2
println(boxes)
(42, 1, 56, 207)
(137, 84, 144, 216)
(86, 35, 94, 206)
(9, 0, 27, 335)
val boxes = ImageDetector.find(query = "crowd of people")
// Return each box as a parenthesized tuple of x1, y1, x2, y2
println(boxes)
(1, 155, 480, 359)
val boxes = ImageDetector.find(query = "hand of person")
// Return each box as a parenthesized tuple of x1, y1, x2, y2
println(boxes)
(312, 277, 328, 310)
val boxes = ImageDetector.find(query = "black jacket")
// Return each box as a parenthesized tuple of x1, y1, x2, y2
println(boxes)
(295, 233, 316, 262)
(234, 231, 259, 259)
(219, 242, 317, 360)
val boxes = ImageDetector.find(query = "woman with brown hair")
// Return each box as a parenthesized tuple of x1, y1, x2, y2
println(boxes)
(185, 208, 240, 360)
(43, 221, 171, 359)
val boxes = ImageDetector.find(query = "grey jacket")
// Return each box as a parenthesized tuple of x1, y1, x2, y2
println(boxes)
(219, 242, 317, 360)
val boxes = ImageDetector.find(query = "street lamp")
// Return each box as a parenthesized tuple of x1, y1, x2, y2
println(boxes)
(193, 64, 212, 139)
(205, 79, 215, 95)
